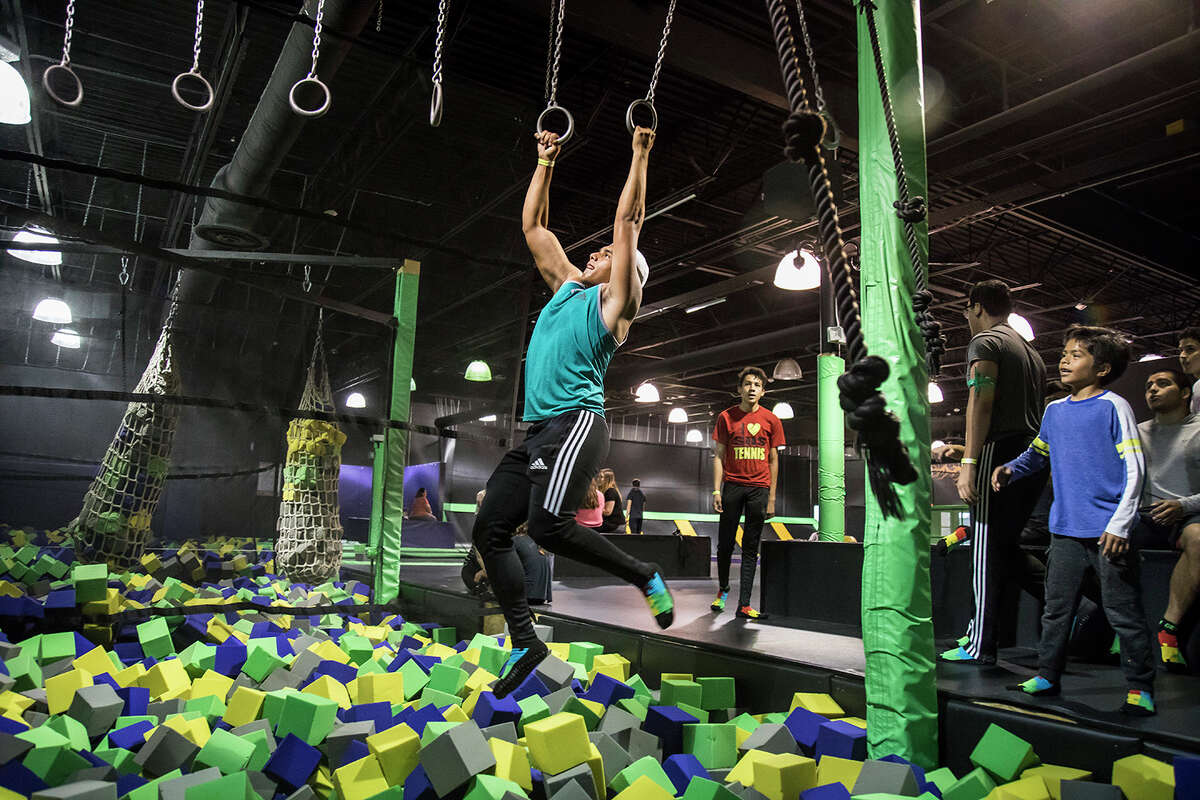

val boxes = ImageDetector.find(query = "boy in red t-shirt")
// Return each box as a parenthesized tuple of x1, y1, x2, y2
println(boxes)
(712, 366, 786, 619)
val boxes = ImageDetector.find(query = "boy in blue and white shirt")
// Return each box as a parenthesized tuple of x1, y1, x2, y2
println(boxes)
(992, 325, 1156, 715)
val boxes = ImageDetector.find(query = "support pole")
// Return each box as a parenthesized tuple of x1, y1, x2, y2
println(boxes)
(374, 259, 420, 604)
(817, 271, 846, 542)
(856, 1, 938, 765)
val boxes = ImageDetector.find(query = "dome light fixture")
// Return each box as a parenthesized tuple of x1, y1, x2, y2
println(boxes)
(772, 357, 803, 381)
(928, 382, 944, 404)
(634, 382, 660, 403)
(51, 328, 81, 349)
(478, 414, 497, 423)
(773, 401, 795, 420)
(773, 247, 820, 291)
(345, 392, 366, 409)
(33, 297, 72, 324)
(685, 429, 703, 443)
(931, 439, 946, 449)
(465, 360, 492, 382)
(1007, 313, 1035, 342)
(0, 60, 31, 126)
(667, 407, 687, 423)
(9, 227, 63, 265)
(1138, 354, 1164, 362)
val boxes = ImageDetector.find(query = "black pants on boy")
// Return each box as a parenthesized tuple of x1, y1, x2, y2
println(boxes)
(965, 433, 1049, 660)
(716, 481, 768, 608)
(629, 516, 644, 534)
(472, 410, 653, 647)
(1039, 534, 1154, 692)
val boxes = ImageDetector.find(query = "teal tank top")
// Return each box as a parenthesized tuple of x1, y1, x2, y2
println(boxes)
(523, 280, 619, 422)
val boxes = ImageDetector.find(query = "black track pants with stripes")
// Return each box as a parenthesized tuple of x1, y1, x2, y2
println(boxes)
(473, 410, 654, 647)
(965, 434, 1049, 659)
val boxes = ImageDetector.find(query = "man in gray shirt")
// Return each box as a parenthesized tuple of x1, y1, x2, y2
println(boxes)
(942, 280, 1049, 665)
(1138, 368, 1200, 673)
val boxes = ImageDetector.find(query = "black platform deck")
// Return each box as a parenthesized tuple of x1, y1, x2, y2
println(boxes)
(390, 561, 1199, 771)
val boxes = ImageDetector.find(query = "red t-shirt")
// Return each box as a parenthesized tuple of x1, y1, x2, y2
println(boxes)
(713, 406, 786, 487)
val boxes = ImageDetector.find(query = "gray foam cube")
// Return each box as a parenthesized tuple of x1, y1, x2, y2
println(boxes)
(851, 760, 921, 797)
(40, 658, 76, 681)
(158, 767, 222, 800)
(533, 624, 554, 642)
(546, 780, 593, 800)
(285, 787, 318, 800)
(231, 718, 274, 738)
(545, 763, 597, 800)
(226, 674, 261, 699)
(0, 641, 21, 660)
(708, 769, 732, 784)
(588, 732, 632, 787)
(69, 684, 124, 738)
(246, 769, 279, 799)
(32, 780, 117, 800)
(597, 706, 640, 737)
(68, 766, 118, 784)
(20, 688, 49, 713)
(134, 725, 199, 778)
(613, 727, 660, 762)
(1060, 781, 1124, 800)
(418, 721, 497, 796)
(260, 668, 304, 692)
(288, 649, 323, 681)
(543, 687, 577, 715)
(147, 698, 184, 721)
(0, 673, 14, 694)
(23, 710, 49, 728)
(738, 723, 797, 756)
(535, 656, 576, 692)
(321, 721, 377, 766)
(480, 722, 518, 744)
(1, 730, 35, 764)
(726, 783, 770, 800)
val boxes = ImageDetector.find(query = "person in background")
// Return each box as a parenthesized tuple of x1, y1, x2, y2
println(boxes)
(513, 522, 553, 606)
(599, 469, 626, 532)
(712, 366, 786, 620)
(576, 475, 605, 529)
(1137, 368, 1200, 673)
(994, 325, 1155, 716)
(626, 479, 647, 534)
(1179, 326, 1200, 415)
(409, 487, 436, 520)
(943, 279, 1048, 665)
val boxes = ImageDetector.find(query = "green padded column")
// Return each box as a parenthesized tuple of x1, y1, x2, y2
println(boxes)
(817, 354, 846, 542)
(856, 1, 938, 765)
(375, 259, 420, 605)
(368, 435, 385, 555)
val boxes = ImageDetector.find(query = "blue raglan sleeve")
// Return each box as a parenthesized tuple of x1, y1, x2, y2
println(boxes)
(1005, 406, 1052, 480)
(1104, 397, 1144, 539)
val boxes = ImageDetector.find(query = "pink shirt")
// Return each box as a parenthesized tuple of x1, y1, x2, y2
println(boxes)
(576, 491, 604, 527)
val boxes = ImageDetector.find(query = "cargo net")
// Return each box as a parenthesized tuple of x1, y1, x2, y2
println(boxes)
(275, 318, 347, 584)
(69, 290, 182, 570)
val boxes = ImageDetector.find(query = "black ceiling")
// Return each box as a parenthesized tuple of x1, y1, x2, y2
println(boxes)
(2, 0, 1197, 437)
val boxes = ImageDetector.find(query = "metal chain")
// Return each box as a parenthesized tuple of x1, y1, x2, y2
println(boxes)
(190, 0, 205, 73)
(645, 0, 676, 102)
(134, 143, 148, 242)
(376, 0, 383, 32)
(164, 271, 182, 331)
(307, 0, 327, 79)
(547, 0, 565, 105)
(119, 256, 130, 286)
(303, 263, 313, 293)
(81, 133, 107, 228)
(431, 0, 447, 88)
(793, 0, 825, 111)
(60, 0, 76, 66)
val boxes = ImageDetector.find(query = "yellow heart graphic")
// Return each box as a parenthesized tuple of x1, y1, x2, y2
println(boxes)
(746, 422, 761, 436)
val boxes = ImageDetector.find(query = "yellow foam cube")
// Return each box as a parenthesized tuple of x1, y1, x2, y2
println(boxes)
(333, 753, 390, 800)
(816, 756, 864, 791)
(141, 659, 190, 699)
(1020, 765, 1092, 800)
(114, 663, 147, 688)
(547, 642, 571, 661)
(422, 643, 458, 660)
(788, 692, 843, 717)
(734, 726, 755, 750)
(460, 648, 481, 666)
(524, 712, 592, 775)
(443, 704, 469, 724)
(223, 687, 266, 728)
(490, 738, 533, 791)
(73, 646, 117, 678)
(163, 714, 210, 747)
(308, 639, 351, 665)
(991, 776, 1051, 800)
(590, 653, 631, 682)
(366, 722, 421, 785)
(727, 750, 773, 787)
(461, 688, 485, 717)
(304, 675, 352, 710)
(837, 717, 866, 729)
(1112, 754, 1175, 800)
(349, 672, 403, 705)
(46, 667, 93, 714)
(0, 692, 34, 717)
(358, 626, 390, 644)
(584, 742, 605, 800)
(660, 673, 694, 683)
(614, 775, 675, 800)
(751, 753, 816, 800)
(465, 668, 499, 696)
(191, 670, 235, 700)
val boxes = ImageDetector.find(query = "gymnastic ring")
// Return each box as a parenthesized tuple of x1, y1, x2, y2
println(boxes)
(171, 71, 214, 113)
(430, 81, 443, 127)
(820, 108, 840, 151)
(289, 76, 331, 118)
(625, 97, 658, 135)
(536, 104, 574, 146)
(42, 63, 83, 108)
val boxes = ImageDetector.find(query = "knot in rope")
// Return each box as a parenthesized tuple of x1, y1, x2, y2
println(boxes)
(837, 356, 918, 517)
(893, 195, 926, 223)
(912, 289, 946, 374)
(782, 110, 826, 164)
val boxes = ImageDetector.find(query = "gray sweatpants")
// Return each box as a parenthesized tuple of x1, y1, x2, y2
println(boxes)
(1039, 534, 1155, 692)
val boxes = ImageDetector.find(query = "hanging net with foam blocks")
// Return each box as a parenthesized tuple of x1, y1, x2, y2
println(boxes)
(275, 315, 347, 583)
(69, 283, 182, 570)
